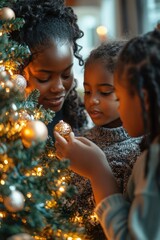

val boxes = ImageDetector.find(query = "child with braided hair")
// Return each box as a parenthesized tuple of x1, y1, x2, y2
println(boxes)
(55, 28, 160, 239)
(10, 0, 88, 139)
(64, 41, 142, 239)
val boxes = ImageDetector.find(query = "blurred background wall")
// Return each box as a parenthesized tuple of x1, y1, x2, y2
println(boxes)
(66, 0, 160, 90)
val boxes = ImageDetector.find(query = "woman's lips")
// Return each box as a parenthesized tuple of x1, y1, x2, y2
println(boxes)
(44, 96, 65, 107)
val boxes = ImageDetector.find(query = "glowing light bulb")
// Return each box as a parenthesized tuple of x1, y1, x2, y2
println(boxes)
(96, 25, 108, 42)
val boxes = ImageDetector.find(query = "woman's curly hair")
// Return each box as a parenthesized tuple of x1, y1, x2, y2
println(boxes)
(10, 0, 88, 130)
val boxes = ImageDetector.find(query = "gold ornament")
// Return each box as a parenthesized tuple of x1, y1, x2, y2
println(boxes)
(54, 120, 72, 140)
(11, 74, 27, 92)
(0, 7, 15, 20)
(3, 190, 25, 212)
(21, 120, 48, 148)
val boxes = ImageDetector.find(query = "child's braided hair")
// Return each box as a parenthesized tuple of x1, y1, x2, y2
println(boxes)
(116, 28, 160, 179)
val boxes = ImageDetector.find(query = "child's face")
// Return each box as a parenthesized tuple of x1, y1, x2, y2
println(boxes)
(24, 40, 74, 112)
(84, 61, 120, 127)
(114, 73, 145, 137)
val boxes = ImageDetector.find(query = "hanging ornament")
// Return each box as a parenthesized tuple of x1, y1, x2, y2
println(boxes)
(0, 70, 9, 82)
(11, 74, 27, 93)
(3, 189, 25, 212)
(0, 7, 15, 20)
(21, 120, 48, 148)
(7, 233, 33, 240)
(18, 110, 34, 121)
(54, 120, 72, 140)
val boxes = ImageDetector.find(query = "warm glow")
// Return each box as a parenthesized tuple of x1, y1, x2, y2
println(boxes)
(0, 164, 3, 169)
(90, 213, 98, 220)
(22, 218, 27, 223)
(1, 180, 5, 185)
(36, 167, 43, 176)
(27, 192, 32, 198)
(34, 236, 46, 240)
(96, 25, 108, 42)
(4, 159, 8, 164)
(0, 212, 6, 218)
(48, 152, 56, 158)
(74, 216, 83, 223)
(46, 200, 57, 208)
(5, 87, 10, 93)
(0, 82, 5, 88)
(8, 69, 13, 75)
(96, 25, 108, 35)
(59, 186, 65, 192)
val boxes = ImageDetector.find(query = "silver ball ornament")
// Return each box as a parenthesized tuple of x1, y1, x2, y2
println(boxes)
(11, 74, 27, 92)
(4, 190, 25, 212)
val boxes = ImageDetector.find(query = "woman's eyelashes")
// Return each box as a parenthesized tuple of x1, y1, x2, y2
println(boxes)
(37, 78, 49, 83)
(34, 73, 72, 83)
(36, 71, 73, 83)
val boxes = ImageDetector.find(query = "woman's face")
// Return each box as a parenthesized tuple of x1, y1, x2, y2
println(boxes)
(24, 40, 74, 112)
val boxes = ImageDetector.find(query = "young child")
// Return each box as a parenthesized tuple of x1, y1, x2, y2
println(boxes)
(54, 28, 160, 239)
(10, 0, 88, 139)
(66, 41, 142, 239)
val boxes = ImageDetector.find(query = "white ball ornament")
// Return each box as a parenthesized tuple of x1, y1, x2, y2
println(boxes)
(11, 74, 27, 92)
(0, 7, 15, 20)
(21, 120, 48, 148)
(4, 190, 25, 212)
(7, 233, 33, 240)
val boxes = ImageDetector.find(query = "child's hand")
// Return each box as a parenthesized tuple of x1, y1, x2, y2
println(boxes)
(54, 131, 110, 178)
(54, 131, 119, 204)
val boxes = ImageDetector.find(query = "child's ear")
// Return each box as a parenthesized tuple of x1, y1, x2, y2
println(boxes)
(142, 89, 150, 111)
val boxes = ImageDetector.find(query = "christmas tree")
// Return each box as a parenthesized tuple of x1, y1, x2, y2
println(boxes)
(0, 3, 85, 239)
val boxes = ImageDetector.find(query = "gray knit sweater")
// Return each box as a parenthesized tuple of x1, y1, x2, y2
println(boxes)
(83, 125, 142, 193)
(69, 125, 142, 239)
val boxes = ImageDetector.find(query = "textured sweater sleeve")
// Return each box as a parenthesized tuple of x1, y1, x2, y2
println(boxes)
(95, 194, 131, 240)
(95, 145, 160, 240)
(95, 191, 160, 240)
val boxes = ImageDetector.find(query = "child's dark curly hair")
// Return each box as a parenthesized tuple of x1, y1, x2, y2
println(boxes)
(10, 0, 88, 130)
(85, 40, 127, 73)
